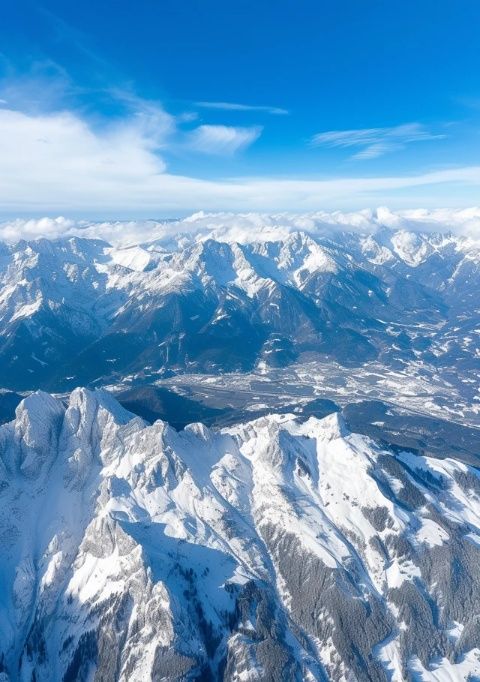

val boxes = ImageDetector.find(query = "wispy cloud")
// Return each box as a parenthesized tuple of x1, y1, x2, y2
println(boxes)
(106, 88, 176, 148)
(0, 60, 76, 114)
(311, 123, 445, 159)
(0, 90, 477, 217)
(196, 101, 288, 115)
(186, 124, 262, 155)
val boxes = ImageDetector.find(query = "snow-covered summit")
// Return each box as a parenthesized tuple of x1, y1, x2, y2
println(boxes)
(1, 388, 480, 681)
(1, 221, 479, 390)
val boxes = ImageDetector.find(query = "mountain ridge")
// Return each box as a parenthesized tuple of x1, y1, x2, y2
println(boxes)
(0, 226, 478, 391)
(1, 388, 480, 681)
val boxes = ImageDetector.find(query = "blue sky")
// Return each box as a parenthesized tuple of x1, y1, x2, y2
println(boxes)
(1, 0, 480, 216)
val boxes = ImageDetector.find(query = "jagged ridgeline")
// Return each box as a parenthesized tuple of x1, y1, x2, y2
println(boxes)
(0, 226, 478, 391)
(0, 389, 479, 680)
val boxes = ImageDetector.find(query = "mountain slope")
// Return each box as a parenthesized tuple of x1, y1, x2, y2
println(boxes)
(1, 389, 480, 681)
(0, 226, 479, 390)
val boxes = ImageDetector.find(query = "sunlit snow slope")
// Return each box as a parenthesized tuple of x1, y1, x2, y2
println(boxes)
(1, 389, 479, 681)
(1, 221, 479, 390)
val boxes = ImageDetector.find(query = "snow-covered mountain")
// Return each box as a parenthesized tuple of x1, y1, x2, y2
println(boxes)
(0, 223, 479, 390)
(1, 388, 480, 681)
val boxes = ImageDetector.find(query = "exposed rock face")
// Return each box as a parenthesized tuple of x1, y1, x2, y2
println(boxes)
(0, 389, 480, 680)
(0, 226, 479, 389)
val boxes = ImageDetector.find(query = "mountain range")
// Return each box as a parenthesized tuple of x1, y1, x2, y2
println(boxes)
(1, 214, 479, 681)
(0, 223, 479, 392)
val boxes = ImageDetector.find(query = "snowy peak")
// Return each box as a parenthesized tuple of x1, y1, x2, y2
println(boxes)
(0, 224, 479, 391)
(1, 389, 480, 680)
(300, 410, 348, 440)
(244, 230, 338, 288)
(13, 391, 64, 477)
(66, 386, 135, 427)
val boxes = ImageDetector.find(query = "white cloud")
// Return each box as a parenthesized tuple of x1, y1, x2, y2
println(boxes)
(0, 106, 169, 209)
(0, 103, 479, 218)
(196, 101, 288, 115)
(186, 124, 262, 155)
(106, 90, 176, 148)
(311, 123, 445, 159)
(0, 216, 77, 241)
(3, 207, 480, 246)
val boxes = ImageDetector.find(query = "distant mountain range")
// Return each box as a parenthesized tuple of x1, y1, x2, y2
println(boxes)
(1, 224, 479, 391)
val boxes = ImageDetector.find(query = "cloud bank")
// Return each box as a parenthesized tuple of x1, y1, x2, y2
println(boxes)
(2, 207, 480, 247)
